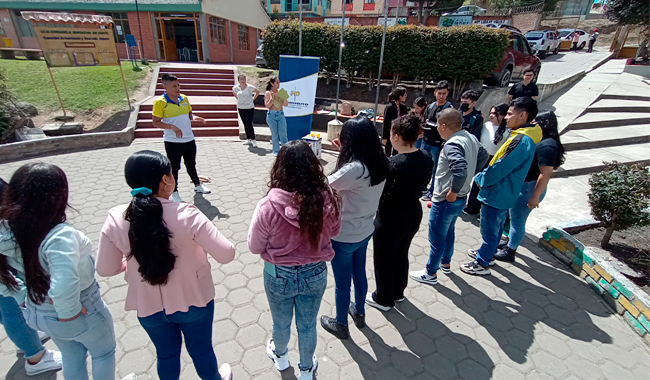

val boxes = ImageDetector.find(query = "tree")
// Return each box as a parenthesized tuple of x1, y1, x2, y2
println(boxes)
(588, 162, 650, 249)
(605, 0, 650, 59)
(0, 68, 15, 143)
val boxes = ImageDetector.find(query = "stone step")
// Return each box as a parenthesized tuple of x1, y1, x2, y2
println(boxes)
(157, 78, 233, 85)
(567, 112, 650, 130)
(159, 67, 233, 74)
(136, 118, 239, 129)
(134, 127, 239, 138)
(585, 99, 650, 113)
(139, 103, 237, 112)
(159, 72, 234, 80)
(155, 83, 233, 91)
(554, 142, 650, 177)
(154, 89, 233, 97)
(599, 93, 650, 102)
(138, 110, 239, 119)
(561, 124, 650, 151)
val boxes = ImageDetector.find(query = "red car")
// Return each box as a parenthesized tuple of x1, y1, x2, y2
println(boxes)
(486, 26, 542, 87)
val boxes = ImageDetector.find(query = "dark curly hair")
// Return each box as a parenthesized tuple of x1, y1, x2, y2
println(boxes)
(391, 113, 422, 145)
(0, 163, 68, 304)
(334, 116, 390, 187)
(270, 140, 341, 251)
(123, 151, 176, 286)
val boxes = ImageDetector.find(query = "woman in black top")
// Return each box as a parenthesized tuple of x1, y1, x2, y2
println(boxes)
(495, 111, 566, 263)
(367, 113, 434, 311)
(382, 87, 409, 157)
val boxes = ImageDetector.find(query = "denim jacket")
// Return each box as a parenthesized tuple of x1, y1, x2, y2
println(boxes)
(0, 222, 96, 319)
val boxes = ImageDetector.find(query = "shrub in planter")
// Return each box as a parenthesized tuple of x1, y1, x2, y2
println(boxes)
(588, 161, 650, 248)
(261, 21, 509, 90)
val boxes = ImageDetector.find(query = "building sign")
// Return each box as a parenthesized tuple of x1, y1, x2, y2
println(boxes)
(377, 17, 406, 26)
(439, 15, 473, 27)
(473, 19, 511, 26)
(325, 18, 350, 26)
(34, 26, 118, 67)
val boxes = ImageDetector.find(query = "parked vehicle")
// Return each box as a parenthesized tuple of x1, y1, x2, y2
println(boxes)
(558, 29, 590, 50)
(450, 5, 487, 15)
(525, 30, 561, 58)
(256, 44, 266, 67)
(486, 28, 541, 87)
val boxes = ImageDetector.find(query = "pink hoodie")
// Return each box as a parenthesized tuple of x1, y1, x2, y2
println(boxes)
(248, 188, 341, 266)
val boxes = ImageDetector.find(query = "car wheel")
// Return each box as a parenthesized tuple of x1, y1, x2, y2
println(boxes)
(540, 48, 548, 59)
(554, 45, 560, 54)
(579, 42, 586, 50)
(498, 67, 512, 87)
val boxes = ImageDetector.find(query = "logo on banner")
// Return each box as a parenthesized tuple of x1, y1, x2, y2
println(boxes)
(291, 88, 301, 100)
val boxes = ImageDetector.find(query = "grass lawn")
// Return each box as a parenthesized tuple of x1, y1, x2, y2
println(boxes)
(0, 58, 152, 113)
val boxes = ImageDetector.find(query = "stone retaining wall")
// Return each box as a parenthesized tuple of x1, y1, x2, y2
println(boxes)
(540, 226, 650, 345)
(0, 127, 135, 164)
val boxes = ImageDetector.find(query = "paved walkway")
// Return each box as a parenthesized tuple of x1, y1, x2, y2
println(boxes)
(1, 139, 649, 380)
(536, 49, 611, 84)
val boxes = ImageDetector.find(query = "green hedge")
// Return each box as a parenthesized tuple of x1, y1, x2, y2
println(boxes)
(262, 21, 510, 84)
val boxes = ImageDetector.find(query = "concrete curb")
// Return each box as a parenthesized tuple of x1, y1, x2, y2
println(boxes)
(540, 222, 650, 345)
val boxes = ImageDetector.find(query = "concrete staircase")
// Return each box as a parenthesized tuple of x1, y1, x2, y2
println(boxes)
(554, 75, 650, 178)
(135, 65, 239, 139)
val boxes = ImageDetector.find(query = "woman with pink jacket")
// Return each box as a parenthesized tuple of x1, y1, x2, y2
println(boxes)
(96, 150, 236, 380)
(248, 140, 341, 380)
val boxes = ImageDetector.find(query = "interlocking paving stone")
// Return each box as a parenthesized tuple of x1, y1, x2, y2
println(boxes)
(1, 139, 649, 380)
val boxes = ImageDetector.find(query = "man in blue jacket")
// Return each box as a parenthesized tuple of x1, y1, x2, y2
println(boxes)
(461, 97, 542, 276)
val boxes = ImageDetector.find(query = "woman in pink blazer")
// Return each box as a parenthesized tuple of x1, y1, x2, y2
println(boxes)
(96, 150, 236, 380)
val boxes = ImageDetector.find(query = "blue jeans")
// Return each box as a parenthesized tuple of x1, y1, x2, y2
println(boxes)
(0, 294, 44, 359)
(414, 138, 423, 149)
(426, 198, 467, 275)
(22, 282, 116, 380)
(420, 142, 442, 195)
(265, 262, 327, 371)
(138, 300, 220, 380)
(266, 110, 288, 154)
(331, 235, 372, 326)
(476, 204, 509, 267)
(508, 181, 547, 250)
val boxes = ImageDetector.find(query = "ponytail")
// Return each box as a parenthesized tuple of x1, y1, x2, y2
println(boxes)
(123, 151, 176, 285)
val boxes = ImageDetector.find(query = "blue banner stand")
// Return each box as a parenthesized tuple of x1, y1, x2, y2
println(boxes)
(279, 55, 320, 141)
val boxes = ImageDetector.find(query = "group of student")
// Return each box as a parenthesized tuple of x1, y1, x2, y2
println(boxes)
(0, 71, 565, 380)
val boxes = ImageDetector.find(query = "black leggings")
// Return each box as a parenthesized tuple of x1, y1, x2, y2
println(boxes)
(238, 108, 255, 140)
(164, 140, 200, 191)
(372, 208, 422, 307)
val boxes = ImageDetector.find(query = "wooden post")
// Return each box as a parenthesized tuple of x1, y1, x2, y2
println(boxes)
(46, 63, 66, 117)
(118, 60, 132, 110)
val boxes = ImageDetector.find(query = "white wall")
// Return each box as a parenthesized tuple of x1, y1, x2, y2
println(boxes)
(202, 0, 271, 30)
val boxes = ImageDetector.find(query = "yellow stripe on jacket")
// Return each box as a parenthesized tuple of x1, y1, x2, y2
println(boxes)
(489, 124, 543, 166)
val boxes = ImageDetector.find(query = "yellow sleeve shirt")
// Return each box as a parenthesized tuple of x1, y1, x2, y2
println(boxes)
(152, 93, 194, 143)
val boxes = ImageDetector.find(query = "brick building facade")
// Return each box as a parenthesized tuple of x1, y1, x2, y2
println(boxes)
(0, 0, 270, 64)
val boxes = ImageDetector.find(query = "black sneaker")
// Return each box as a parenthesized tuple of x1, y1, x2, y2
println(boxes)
(494, 247, 516, 263)
(460, 260, 492, 276)
(467, 249, 496, 266)
(320, 315, 350, 339)
(348, 303, 366, 329)
(497, 235, 509, 249)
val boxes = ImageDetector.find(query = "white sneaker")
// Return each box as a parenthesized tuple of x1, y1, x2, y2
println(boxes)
(298, 354, 318, 380)
(120, 374, 138, 380)
(25, 349, 62, 376)
(219, 363, 233, 380)
(409, 269, 438, 285)
(251, 140, 258, 148)
(267, 339, 290, 371)
(170, 191, 183, 203)
(365, 292, 391, 312)
(243, 139, 251, 145)
(194, 183, 211, 194)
